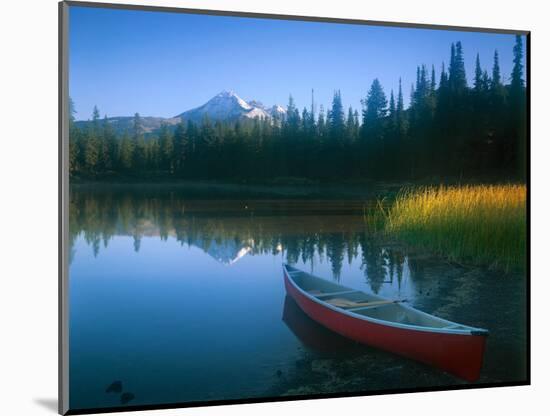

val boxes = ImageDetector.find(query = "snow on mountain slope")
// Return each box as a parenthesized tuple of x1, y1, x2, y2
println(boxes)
(268, 105, 287, 117)
(75, 91, 285, 133)
(177, 90, 271, 123)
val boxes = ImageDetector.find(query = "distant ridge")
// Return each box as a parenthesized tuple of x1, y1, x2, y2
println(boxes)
(75, 91, 286, 135)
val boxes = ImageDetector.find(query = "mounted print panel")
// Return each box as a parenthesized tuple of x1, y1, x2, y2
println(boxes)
(59, 1, 529, 414)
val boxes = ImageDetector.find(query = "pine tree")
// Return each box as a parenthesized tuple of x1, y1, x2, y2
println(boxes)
(68, 97, 79, 174)
(159, 123, 174, 173)
(92, 106, 100, 131)
(511, 35, 525, 91)
(474, 53, 483, 92)
(147, 137, 161, 171)
(449, 41, 467, 92)
(317, 105, 326, 137)
(396, 78, 407, 137)
(491, 50, 501, 89)
(119, 131, 134, 170)
(413, 65, 428, 104)
(363, 79, 388, 125)
(200, 114, 216, 148)
(102, 115, 116, 171)
(301, 107, 309, 132)
(328, 90, 345, 140)
(310, 89, 316, 126)
(439, 63, 448, 91)
(489, 49, 505, 110)
(510, 34, 526, 179)
(361, 77, 388, 180)
(285, 95, 300, 135)
(132, 113, 147, 171)
(449, 43, 456, 82)
(454, 41, 467, 90)
(173, 120, 187, 173)
(362, 78, 388, 163)
(306, 96, 316, 136)
(397, 78, 404, 114)
(346, 106, 356, 141)
(84, 106, 101, 174)
(388, 89, 396, 128)
(430, 65, 436, 94)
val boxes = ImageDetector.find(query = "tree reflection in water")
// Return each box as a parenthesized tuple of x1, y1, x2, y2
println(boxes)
(69, 187, 412, 293)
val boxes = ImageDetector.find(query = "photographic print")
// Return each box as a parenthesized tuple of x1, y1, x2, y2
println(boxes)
(60, 2, 529, 414)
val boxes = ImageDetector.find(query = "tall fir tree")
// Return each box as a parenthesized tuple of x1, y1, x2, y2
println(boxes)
(173, 120, 187, 173)
(132, 113, 147, 171)
(317, 105, 326, 137)
(159, 123, 174, 173)
(101, 115, 117, 171)
(362, 79, 388, 126)
(396, 78, 407, 138)
(511, 35, 525, 91)
(474, 53, 483, 92)
(388, 89, 396, 129)
(285, 95, 300, 135)
(449, 41, 467, 92)
(84, 106, 101, 174)
(346, 106, 357, 141)
(68, 97, 79, 174)
(328, 90, 345, 140)
(491, 50, 501, 89)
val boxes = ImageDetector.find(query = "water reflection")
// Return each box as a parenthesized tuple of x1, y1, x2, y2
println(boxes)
(68, 187, 527, 410)
(282, 296, 357, 353)
(70, 188, 411, 294)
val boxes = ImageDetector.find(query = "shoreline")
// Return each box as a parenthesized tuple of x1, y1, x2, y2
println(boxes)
(70, 177, 526, 199)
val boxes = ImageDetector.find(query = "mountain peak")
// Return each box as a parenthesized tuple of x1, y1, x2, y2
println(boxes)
(177, 90, 275, 122)
(216, 90, 238, 98)
(212, 90, 252, 110)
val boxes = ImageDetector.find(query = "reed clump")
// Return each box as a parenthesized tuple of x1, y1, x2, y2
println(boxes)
(383, 184, 526, 271)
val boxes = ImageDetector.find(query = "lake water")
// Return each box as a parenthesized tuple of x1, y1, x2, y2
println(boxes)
(68, 186, 527, 411)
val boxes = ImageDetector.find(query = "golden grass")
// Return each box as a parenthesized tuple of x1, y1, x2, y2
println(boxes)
(383, 184, 527, 272)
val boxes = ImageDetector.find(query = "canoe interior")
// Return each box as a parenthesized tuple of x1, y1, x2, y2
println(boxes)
(285, 265, 471, 331)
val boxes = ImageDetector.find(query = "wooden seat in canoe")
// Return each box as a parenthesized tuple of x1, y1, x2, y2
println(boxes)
(325, 297, 402, 309)
(307, 289, 361, 298)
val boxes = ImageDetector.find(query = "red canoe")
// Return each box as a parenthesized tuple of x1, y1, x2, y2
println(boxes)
(283, 264, 488, 381)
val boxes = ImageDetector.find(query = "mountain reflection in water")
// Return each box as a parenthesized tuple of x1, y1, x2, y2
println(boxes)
(69, 188, 410, 292)
(68, 186, 526, 410)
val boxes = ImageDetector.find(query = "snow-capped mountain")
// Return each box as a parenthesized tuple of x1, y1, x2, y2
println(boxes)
(247, 101, 287, 119)
(192, 236, 255, 265)
(268, 105, 287, 118)
(75, 90, 285, 133)
(177, 90, 272, 123)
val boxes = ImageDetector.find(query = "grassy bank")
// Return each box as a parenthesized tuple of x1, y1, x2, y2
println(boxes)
(381, 184, 527, 272)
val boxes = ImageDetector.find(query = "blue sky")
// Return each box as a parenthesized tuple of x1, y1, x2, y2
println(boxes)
(69, 6, 526, 121)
